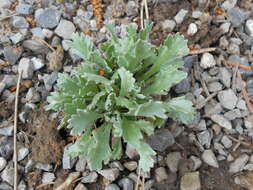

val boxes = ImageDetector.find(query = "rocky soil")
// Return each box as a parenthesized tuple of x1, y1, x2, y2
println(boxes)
(0, 0, 253, 190)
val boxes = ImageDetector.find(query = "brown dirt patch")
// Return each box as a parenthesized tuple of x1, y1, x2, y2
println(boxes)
(27, 170, 42, 188)
(149, 1, 223, 47)
(28, 109, 65, 164)
(0, 101, 13, 119)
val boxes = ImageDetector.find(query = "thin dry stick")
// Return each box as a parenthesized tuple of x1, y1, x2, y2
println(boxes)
(135, 168, 141, 190)
(144, 0, 149, 20)
(228, 135, 253, 149)
(140, 0, 144, 29)
(231, 62, 239, 92)
(226, 61, 252, 71)
(36, 182, 55, 189)
(189, 47, 216, 55)
(196, 92, 217, 109)
(32, 37, 55, 52)
(237, 71, 253, 113)
(14, 71, 22, 190)
(0, 13, 19, 21)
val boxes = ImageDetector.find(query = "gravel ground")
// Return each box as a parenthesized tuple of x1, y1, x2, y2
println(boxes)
(0, 0, 253, 190)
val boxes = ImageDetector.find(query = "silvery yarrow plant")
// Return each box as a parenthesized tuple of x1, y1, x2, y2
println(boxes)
(45, 23, 195, 172)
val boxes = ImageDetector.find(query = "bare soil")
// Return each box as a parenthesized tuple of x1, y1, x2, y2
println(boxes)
(28, 109, 65, 165)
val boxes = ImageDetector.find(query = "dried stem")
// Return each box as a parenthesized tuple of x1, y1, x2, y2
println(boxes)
(226, 61, 252, 71)
(237, 70, 253, 113)
(189, 47, 216, 55)
(14, 71, 22, 190)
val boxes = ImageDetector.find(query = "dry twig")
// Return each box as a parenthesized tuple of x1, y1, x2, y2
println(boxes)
(0, 13, 19, 21)
(226, 61, 252, 71)
(189, 47, 216, 55)
(14, 71, 22, 190)
(196, 92, 217, 109)
(32, 37, 55, 51)
(36, 182, 55, 189)
(237, 71, 253, 113)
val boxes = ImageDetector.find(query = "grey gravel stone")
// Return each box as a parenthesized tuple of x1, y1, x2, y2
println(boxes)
(0, 126, 13, 136)
(22, 40, 50, 54)
(175, 77, 191, 94)
(12, 16, 29, 28)
(192, 11, 203, 19)
(224, 109, 241, 120)
(0, 0, 11, 9)
(3, 47, 22, 65)
(109, 161, 124, 171)
(174, 9, 188, 24)
(31, 27, 45, 39)
(221, 0, 237, 10)
(1, 162, 14, 186)
(42, 29, 54, 39)
(197, 130, 211, 148)
(166, 152, 182, 172)
(98, 168, 120, 181)
(1, 75, 17, 88)
(31, 57, 45, 70)
(118, 178, 134, 190)
(190, 156, 202, 170)
(81, 171, 98, 183)
(187, 23, 198, 36)
(219, 67, 232, 88)
(55, 19, 76, 39)
(0, 183, 12, 190)
(42, 172, 56, 184)
(218, 89, 238, 110)
(126, 1, 138, 17)
(200, 53, 216, 69)
(0, 83, 5, 95)
(202, 149, 219, 168)
(207, 81, 223, 92)
(10, 33, 24, 44)
(15, 3, 33, 15)
(0, 137, 13, 159)
(105, 184, 120, 190)
(25, 87, 40, 103)
(227, 43, 240, 55)
(220, 22, 231, 34)
(162, 19, 176, 31)
(124, 161, 137, 171)
(62, 144, 77, 169)
(35, 8, 61, 29)
(18, 147, 29, 161)
(0, 157, 7, 172)
(148, 129, 175, 152)
(35, 163, 53, 172)
(229, 154, 249, 173)
(211, 114, 232, 130)
(180, 172, 201, 190)
(25, 160, 35, 173)
(228, 8, 248, 27)
(42, 72, 58, 91)
(236, 99, 247, 110)
(245, 19, 253, 37)
(155, 167, 168, 182)
(18, 180, 27, 190)
(75, 157, 87, 172)
(144, 179, 155, 190)
(18, 58, 34, 79)
(221, 135, 233, 149)
(75, 183, 88, 190)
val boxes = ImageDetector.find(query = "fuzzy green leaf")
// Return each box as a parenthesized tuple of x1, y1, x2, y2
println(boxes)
(88, 123, 112, 170)
(118, 67, 136, 96)
(68, 110, 102, 134)
(143, 59, 187, 95)
(127, 101, 167, 119)
(164, 96, 195, 124)
(122, 118, 156, 172)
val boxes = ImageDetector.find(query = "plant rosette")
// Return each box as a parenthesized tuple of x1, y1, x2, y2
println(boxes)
(45, 22, 195, 172)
